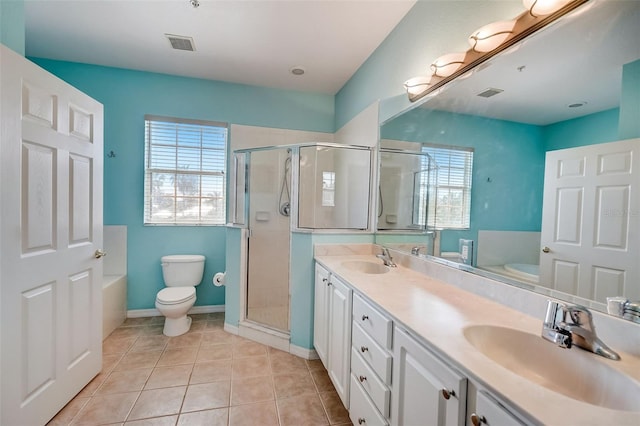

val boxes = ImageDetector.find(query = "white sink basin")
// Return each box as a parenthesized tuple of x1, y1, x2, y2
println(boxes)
(341, 260, 390, 275)
(463, 325, 640, 411)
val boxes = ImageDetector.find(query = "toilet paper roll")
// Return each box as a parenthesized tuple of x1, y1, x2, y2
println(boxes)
(213, 272, 226, 287)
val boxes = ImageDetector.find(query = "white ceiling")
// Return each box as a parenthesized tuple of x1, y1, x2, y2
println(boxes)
(24, 0, 416, 95)
(420, 0, 640, 125)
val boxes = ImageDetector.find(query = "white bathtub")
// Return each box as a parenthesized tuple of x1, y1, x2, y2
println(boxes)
(103, 274, 127, 339)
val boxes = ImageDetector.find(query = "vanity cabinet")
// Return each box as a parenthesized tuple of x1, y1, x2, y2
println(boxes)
(349, 294, 393, 425)
(469, 391, 526, 426)
(313, 264, 352, 407)
(391, 326, 467, 426)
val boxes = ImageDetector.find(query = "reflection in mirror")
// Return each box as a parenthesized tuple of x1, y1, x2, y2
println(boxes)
(377, 148, 437, 231)
(376, 0, 640, 317)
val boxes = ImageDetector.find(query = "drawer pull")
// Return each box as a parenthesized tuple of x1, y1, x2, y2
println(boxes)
(327, 280, 332, 286)
(470, 414, 487, 426)
(359, 375, 367, 382)
(322, 278, 327, 283)
(361, 314, 369, 321)
(441, 389, 456, 400)
(360, 346, 369, 353)
(358, 418, 366, 425)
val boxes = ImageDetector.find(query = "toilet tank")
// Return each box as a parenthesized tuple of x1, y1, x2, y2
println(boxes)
(161, 255, 206, 287)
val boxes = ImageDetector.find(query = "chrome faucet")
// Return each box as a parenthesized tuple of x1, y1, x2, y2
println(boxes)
(542, 300, 620, 360)
(411, 246, 421, 255)
(376, 247, 397, 267)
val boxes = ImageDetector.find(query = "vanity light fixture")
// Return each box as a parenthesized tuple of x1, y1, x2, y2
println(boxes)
(524, 0, 574, 17)
(430, 53, 467, 78)
(404, 76, 433, 96)
(468, 20, 517, 52)
(404, 0, 588, 103)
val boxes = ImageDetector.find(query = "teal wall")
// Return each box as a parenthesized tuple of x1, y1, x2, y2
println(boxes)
(381, 109, 545, 252)
(543, 108, 619, 151)
(223, 227, 243, 327)
(0, 0, 25, 55)
(30, 58, 335, 310)
(619, 59, 640, 140)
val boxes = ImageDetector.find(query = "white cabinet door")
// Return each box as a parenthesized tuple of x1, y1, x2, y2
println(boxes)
(327, 275, 353, 408)
(1, 45, 104, 425)
(313, 263, 331, 366)
(470, 391, 525, 426)
(391, 327, 466, 426)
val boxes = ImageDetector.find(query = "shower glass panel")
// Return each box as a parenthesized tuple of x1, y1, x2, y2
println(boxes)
(246, 148, 291, 332)
(378, 149, 437, 230)
(298, 145, 370, 229)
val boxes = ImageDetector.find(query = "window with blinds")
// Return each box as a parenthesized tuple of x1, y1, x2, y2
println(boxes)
(422, 144, 473, 229)
(144, 115, 228, 225)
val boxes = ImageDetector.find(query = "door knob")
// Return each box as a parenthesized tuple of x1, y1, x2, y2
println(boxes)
(94, 249, 107, 259)
(542, 246, 550, 253)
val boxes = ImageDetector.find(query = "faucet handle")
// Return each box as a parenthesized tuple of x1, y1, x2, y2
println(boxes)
(565, 304, 595, 331)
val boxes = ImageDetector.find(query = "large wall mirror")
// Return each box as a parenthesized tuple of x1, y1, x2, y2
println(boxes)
(375, 0, 640, 318)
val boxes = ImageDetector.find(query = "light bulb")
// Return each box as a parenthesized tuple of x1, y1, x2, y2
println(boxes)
(404, 76, 433, 96)
(523, 0, 573, 17)
(468, 20, 517, 52)
(430, 53, 466, 78)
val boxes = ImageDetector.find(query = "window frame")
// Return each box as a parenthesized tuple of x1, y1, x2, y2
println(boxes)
(422, 143, 474, 230)
(143, 115, 228, 226)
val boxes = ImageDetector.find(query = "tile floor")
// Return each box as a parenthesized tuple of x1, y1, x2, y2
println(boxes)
(48, 313, 352, 426)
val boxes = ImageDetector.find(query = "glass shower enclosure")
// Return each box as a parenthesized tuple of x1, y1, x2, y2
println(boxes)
(232, 144, 371, 334)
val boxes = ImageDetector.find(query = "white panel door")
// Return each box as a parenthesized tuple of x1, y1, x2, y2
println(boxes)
(327, 275, 352, 408)
(540, 139, 639, 302)
(1, 45, 104, 425)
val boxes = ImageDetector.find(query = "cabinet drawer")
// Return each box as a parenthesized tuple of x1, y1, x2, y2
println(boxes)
(352, 322, 392, 385)
(353, 294, 392, 349)
(351, 348, 390, 417)
(349, 374, 388, 426)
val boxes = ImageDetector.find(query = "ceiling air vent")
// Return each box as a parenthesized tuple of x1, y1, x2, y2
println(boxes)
(165, 34, 195, 51)
(477, 88, 504, 98)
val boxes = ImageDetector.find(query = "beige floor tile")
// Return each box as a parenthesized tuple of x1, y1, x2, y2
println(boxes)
(189, 313, 210, 322)
(76, 371, 109, 398)
(231, 376, 275, 406)
(177, 408, 228, 426)
(47, 396, 89, 425)
(127, 386, 187, 421)
(269, 349, 308, 374)
(228, 401, 279, 426)
(130, 335, 170, 353)
(72, 391, 139, 425)
(122, 317, 156, 327)
(124, 415, 177, 425)
(232, 355, 271, 378)
(277, 393, 329, 426)
(201, 330, 235, 346)
(310, 369, 335, 392)
(187, 321, 206, 333)
(108, 327, 144, 339)
(190, 359, 233, 384)
(115, 350, 163, 371)
(208, 312, 225, 320)
(166, 332, 203, 349)
(103, 335, 137, 355)
(232, 341, 268, 358)
(97, 369, 153, 395)
(204, 320, 224, 331)
(273, 371, 317, 399)
(157, 347, 198, 366)
(181, 382, 231, 412)
(103, 354, 124, 374)
(319, 391, 350, 424)
(139, 325, 165, 336)
(196, 344, 233, 362)
(145, 365, 193, 389)
(305, 358, 326, 372)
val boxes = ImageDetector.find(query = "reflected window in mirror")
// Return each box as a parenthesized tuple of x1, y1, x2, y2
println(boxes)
(422, 144, 473, 229)
(322, 171, 335, 207)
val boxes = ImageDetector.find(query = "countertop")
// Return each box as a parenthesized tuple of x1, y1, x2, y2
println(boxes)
(315, 253, 640, 426)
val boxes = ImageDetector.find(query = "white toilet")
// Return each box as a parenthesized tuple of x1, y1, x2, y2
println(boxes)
(155, 254, 205, 337)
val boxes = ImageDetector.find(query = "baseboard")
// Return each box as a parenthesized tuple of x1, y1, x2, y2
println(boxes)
(290, 344, 319, 360)
(239, 321, 290, 352)
(223, 322, 239, 335)
(127, 304, 225, 318)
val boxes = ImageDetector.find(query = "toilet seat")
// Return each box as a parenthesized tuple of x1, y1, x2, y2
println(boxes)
(156, 287, 196, 305)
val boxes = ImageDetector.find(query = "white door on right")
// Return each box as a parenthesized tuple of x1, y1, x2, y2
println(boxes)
(540, 138, 639, 303)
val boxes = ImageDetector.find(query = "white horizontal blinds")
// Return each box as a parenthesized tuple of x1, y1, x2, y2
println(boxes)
(422, 144, 473, 229)
(144, 115, 228, 225)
